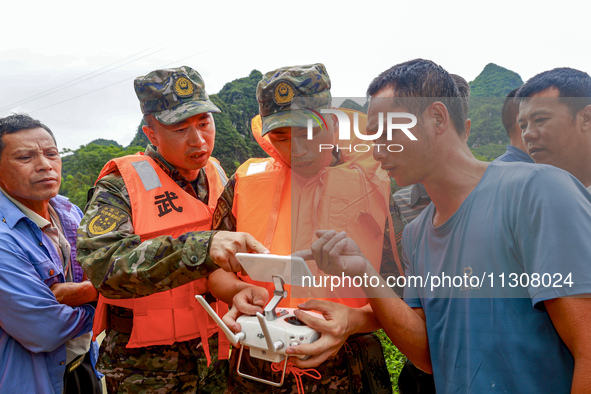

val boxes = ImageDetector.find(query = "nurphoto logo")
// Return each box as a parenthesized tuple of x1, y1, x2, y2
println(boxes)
(307, 109, 418, 153)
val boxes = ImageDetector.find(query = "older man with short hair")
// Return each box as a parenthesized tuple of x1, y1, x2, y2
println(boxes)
(0, 113, 100, 393)
(516, 67, 591, 189)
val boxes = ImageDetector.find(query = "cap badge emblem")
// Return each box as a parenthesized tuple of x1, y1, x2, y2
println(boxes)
(273, 81, 295, 106)
(174, 77, 194, 98)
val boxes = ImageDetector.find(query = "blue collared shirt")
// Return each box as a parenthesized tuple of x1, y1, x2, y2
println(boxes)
(0, 193, 95, 394)
(493, 145, 535, 163)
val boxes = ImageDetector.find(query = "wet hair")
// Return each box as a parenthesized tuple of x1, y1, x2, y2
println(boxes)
(0, 113, 56, 159)
(450, 73, 470, 124)
(367, 59, 467, 136)
(516, 67, 591, 117)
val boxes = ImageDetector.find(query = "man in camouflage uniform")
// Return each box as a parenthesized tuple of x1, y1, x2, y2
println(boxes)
(77, 66, 268, 393)
(211, 64, 403, 393)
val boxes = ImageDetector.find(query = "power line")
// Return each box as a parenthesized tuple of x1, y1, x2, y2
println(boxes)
(0, 43, 173, 113)
(28, 45, 224, 114)
(159, 45, 224, 68)
(31, 76, 132, 113)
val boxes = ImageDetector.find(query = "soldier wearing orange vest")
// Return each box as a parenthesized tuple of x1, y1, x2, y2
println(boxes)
(77, 66, 268, 393)
(210, 64, 404, 393)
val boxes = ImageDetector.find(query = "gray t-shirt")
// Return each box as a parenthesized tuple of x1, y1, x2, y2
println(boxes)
(402, 161, 591, 393)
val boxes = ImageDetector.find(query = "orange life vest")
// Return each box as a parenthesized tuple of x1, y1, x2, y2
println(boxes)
(91, 152, 230, 363)
(234, 110, 394, 308)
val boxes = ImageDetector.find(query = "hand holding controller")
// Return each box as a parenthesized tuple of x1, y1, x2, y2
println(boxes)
(195, 253, 324, 387)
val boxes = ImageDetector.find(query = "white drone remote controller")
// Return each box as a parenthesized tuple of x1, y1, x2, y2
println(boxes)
(196, 253, 322, 387)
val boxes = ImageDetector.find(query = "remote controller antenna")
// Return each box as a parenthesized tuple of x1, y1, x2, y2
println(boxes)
(195, 253, 322, 388)
(195, 295, 246, 346)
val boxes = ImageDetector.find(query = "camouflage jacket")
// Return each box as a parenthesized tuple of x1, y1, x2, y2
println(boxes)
(77, 145, 219, 299)
(213, 159, 407, 295)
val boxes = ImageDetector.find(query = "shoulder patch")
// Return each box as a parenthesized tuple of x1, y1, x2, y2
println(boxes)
(87, 205, 128, 237)
(212, 198, 230, 230)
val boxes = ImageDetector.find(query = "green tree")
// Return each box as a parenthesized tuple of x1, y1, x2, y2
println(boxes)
(471, 143, 506, 161)
(215, 70, 263, 137)
(211, 69, 267, 161)
(469, 63, 523, 98)
(377, 330, 406, 392)
(60, 143, 144, 208)
(468, 97, 507, 146)
(210, 97, 254, 175)
(128, 119, 151, 148)
(467, 63, 523, 147)
(88, 138, 121, 147)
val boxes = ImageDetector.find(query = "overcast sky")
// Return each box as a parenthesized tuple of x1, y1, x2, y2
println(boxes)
(1, 0, 588, 151)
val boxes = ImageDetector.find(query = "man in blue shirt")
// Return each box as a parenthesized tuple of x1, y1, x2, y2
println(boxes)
(0, 114, 99, 393)
(494, 88, 535, 163)
(516, 67, 591, 191)
(299, 59, 591, 393)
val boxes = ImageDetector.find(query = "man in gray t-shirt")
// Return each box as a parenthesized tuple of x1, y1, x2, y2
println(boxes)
(301, 59, 591, 393)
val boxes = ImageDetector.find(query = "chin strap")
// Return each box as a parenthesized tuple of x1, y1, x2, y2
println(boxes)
(271, 360, 321, 394)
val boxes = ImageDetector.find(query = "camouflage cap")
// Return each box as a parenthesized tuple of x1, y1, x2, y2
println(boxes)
(134, 66, 220, 125)
(257, 63, 331, 136)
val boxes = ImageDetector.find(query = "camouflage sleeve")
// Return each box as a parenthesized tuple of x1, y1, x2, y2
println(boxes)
(76, 173, 219, 299)
(212, 174, 237, 231)
(379, 194, 407, 297)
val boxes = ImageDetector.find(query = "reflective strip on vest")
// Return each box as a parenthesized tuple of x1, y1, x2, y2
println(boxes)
(209, 159, 228, 187)
(131, 160, 162, 191)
